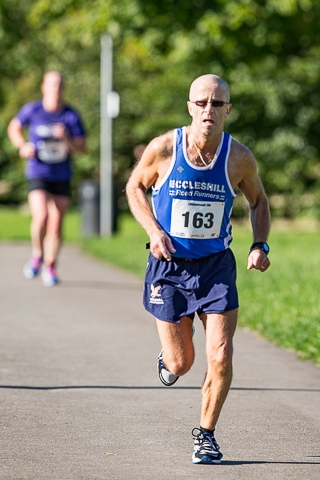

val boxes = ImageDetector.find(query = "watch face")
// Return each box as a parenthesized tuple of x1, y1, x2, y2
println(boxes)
(262, 243, 270, 254)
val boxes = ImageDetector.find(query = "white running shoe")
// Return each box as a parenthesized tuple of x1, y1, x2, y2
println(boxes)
(192, 428, 223, 464)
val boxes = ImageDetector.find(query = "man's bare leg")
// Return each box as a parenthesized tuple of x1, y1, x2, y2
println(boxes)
(191, 309, 238, 464)
(156, 315, 195, 379)
(200, 308, 238, 429)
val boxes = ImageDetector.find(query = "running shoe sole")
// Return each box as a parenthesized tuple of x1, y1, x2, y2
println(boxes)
(192, 454, 222, 464)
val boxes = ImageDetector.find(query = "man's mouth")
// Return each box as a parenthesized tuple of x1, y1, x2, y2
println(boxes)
(203, 118, 214, 125)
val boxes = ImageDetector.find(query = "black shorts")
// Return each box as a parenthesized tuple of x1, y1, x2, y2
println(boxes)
(143, 248, 239, 323)
(27, 178, 71, 197)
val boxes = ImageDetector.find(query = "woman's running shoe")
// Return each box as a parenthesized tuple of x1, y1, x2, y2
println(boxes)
(41, 265, 59, 287)
(23, 257, 43, 279)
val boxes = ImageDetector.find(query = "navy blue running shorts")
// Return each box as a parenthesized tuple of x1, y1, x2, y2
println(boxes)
(143, 248, 239, 323)
(28, 178, 71, 197)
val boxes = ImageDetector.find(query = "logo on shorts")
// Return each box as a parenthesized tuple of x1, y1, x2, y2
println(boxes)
(149, 284, 164, 305)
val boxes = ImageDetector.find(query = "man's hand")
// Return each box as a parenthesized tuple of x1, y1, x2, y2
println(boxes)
(247, 249, 270, 272)
(149, 231, 176, 261)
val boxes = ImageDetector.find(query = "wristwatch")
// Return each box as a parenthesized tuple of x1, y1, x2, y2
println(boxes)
(249, 242, 270, 255)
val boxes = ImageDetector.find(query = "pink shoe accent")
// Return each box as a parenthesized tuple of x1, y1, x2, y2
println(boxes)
(32, 257, 43, 269)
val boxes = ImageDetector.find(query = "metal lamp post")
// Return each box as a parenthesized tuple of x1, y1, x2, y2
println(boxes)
(100, 34, 120, 236)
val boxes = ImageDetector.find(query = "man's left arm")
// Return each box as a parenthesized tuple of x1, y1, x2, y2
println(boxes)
(237, 150, 271, 273)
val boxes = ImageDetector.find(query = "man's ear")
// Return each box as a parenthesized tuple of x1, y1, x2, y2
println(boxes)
(225, 103, 232, 117)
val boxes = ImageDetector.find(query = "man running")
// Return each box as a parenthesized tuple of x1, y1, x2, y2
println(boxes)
(126, 74, 270, 464)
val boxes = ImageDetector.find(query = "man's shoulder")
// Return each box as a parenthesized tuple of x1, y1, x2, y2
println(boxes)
(148, 129, 176, 159)
(154, 128, 176, 144)
(228, 137, 258, 184)
(230, 137, 255, 162)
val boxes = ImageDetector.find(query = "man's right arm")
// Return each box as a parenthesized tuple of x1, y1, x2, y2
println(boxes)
(126, 134, 176, 261)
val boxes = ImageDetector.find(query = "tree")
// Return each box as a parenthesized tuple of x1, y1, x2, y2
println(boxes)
(0, 0, 320, 218)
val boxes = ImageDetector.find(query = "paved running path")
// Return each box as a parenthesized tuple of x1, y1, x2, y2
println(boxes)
(0, 243, 319, 480)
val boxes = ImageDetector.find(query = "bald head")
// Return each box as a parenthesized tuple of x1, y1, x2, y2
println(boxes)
(189, 74, 230, 103)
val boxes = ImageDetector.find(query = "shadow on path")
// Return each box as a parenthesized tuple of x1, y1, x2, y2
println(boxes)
(222, 460, 320, 466)
(1, 385, 319, 392)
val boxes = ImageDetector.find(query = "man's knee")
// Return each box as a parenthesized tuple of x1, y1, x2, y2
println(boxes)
(208, 342, 233, 374)
(165, 353, 194, 377)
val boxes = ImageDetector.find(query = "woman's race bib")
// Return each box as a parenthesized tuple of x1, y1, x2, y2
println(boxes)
(37, 140, 68, 163)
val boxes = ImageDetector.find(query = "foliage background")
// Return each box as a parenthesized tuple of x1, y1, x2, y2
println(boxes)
(0, 0, 320, 218)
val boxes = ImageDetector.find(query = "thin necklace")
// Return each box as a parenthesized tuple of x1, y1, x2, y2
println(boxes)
(191, 134, 223, 170)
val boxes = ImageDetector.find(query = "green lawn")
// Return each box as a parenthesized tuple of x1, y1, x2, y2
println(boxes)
(0, 206, 81, 243)
(233, 229, 320, 364)
(1, 206, 319, 364)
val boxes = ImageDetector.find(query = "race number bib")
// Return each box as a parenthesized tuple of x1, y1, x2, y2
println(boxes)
(37, 140, 68, 163)
(170, 199, 224, 239)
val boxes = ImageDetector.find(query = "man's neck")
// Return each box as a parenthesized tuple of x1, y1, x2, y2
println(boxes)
(187, 126, 222, 153)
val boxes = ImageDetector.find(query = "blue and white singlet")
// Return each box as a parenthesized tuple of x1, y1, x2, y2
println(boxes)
(152, 126, 237, 258)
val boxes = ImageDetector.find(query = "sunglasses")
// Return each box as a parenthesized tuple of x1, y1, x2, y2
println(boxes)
(189, 100, 230, 108)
